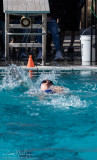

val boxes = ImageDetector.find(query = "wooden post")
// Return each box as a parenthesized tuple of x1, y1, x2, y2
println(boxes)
(5, 13, 9, 60)
(42, 13, 47, 66)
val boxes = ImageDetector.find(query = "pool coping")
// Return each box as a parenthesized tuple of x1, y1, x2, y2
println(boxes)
(0, 65, 97, 71)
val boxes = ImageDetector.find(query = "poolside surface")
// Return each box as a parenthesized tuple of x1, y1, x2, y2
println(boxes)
(0, 64, 97, 72)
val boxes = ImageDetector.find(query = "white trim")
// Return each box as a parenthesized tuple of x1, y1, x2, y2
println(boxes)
(9, 43, 42, 47)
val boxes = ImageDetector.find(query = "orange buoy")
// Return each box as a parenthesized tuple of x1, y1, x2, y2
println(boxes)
(27, 55, 35, 67)
(27, 55, 35, 78)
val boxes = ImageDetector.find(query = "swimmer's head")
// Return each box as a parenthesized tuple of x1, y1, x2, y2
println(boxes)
(40, 80, 53, 91)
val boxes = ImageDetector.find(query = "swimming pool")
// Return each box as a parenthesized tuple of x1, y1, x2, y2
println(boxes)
(0, 65, 97, 160)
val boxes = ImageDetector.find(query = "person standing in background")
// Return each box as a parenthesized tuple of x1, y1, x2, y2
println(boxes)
(56, 0, 85, 59)
(35, 0, 63, 61)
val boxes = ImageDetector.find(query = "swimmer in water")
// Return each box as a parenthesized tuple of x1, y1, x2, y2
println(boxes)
(40, 80, 64, 93)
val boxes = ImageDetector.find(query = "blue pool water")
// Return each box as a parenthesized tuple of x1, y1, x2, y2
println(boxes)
(0, 65, 97, 160)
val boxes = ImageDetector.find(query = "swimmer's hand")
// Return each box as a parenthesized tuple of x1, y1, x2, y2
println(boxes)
(50, 86, 64, 93)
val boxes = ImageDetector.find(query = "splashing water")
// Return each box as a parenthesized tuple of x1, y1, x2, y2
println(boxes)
(0, 65, 30, 90)
(1, 67, 97, 159)
(0, 65, 88, 109)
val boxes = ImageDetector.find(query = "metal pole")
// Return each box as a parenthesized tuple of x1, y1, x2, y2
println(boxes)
(95, 0, 97, 62)
(5, 13, 9, 60)
(84, 0, 87, 28)
(90, 0, 93, 65)
(42, 14, 47, 66)
(85, 0, 88, 28)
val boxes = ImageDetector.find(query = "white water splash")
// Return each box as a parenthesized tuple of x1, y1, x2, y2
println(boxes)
(0, 65, 30, 90)
(0, 66, 87, 109)
(40, 94, 87, 109)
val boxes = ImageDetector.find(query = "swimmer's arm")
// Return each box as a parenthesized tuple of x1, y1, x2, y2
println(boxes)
(51, 86, 64, 93)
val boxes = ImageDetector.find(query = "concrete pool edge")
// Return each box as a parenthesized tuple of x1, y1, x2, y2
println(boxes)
(0, 65, 97, 71)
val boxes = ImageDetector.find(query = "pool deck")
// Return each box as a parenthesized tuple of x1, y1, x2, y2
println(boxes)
(23, 66, 97, 72)
(0, 62, 97, 71)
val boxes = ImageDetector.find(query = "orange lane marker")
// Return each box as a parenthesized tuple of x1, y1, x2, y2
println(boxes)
(27, 55, 35, 78)
(27, 55, 35, 67)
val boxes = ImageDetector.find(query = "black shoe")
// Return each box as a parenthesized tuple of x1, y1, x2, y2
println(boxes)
(68, 46, 74, 53)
